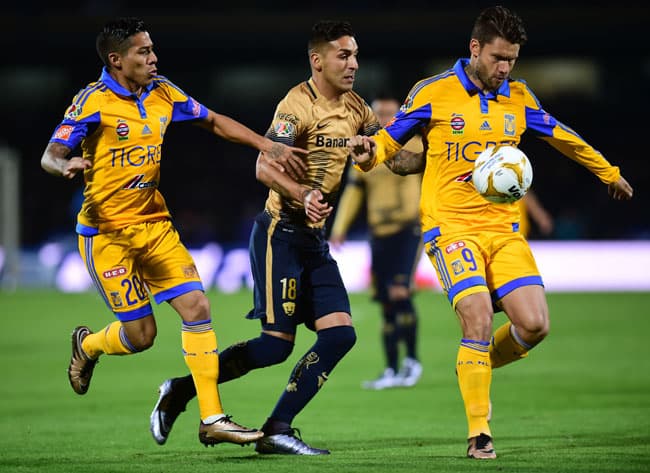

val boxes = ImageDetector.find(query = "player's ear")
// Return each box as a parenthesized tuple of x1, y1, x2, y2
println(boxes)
(107, 51, 122, 70)
(469, 39, 480, 58)
(310, 51, 323, 72)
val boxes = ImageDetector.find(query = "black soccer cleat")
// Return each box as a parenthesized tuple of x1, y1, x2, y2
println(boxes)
(68, 326, 98, 395)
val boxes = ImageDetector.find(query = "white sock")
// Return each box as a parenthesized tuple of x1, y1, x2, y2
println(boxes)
(203, 413, 226, 424)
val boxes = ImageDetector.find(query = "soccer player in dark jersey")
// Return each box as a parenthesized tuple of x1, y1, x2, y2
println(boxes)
(330, 95, 423, 390)
(349, 6, 633, 459)
(41, 17, 307, 447)
(149, 20, 380, 454)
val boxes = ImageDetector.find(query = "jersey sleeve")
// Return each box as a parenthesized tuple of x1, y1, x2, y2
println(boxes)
(49, 87, 101, 150)
(264, 95, 308, 146)
(523, 83, 620, 184)
(159, 77, 209, 122)
(330, 167, 365, 238)
(364, 80, 433, 169)
(360, 101, 381, 137)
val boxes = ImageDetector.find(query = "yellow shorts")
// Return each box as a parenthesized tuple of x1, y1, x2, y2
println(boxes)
(423, 228, 543, 309)
(78, 220, 203, 322)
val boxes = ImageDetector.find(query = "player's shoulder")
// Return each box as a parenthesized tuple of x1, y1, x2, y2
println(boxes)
(409, 68, 457, 96)
(151, 75, 190, 100)
(64, 79, 111, 120)
(343, 89, 372, 113)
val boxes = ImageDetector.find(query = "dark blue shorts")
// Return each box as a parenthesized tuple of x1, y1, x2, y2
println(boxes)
(246, 211, 350, 334)
(370, 222, 422, 302)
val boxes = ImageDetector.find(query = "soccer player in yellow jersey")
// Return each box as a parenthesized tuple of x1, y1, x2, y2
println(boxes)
(349, 6, 633, 459)
(149, 20, 379, 454)
(330, 96, 423, 390)
(40, 17, 307, 447)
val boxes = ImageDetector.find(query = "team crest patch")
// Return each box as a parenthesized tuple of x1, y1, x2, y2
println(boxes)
(282, 301, 296, 316)
(451, 259, 465, 275)
(445, 241, 466, 254)
(274, 121, 295, 138)
(64, 104, 82, 120)
(110, 291, 124, 308)
(54, 125, 74, 140)
(116, 119, 130, 141)
(159, 116, 168, 138)
(504, 114, 516, 136)
(400, 95, 414, 112)
(450, 114, 465, 135)
(103, 266, 127, 279)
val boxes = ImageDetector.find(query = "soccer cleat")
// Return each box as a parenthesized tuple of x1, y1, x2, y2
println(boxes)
(68, 326, 98, 395)
(199, 416, 264, 446)
(361, 367, 402, 390)
(398, 357, 423, 387)
(467, 433, 497, 459)
(150, 379, 189, 445)
(255, 428, 330, 455)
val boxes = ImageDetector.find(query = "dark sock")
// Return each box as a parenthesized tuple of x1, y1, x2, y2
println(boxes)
(394, 298, 418, 360)
(382, 304, 399, 371)
(173, 333, 294, 404)
(268, 325, 356, 425)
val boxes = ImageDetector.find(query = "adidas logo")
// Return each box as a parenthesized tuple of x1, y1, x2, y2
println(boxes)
(479, 120, 492, 131)
(142, 124, 152, 135)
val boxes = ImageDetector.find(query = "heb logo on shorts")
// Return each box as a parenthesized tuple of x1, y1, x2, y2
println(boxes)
(445, 241, 466, 254)
(103, 266, 127, 279)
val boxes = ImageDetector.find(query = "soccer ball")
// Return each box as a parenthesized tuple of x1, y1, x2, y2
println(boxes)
(472, 145, 533, 203)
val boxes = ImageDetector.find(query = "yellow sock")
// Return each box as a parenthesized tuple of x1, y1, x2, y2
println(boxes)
(457, 340, 492, 439)
(489, 322, 529, 369)
(182, 320, 223, 421)
(82, 321, 135, 358)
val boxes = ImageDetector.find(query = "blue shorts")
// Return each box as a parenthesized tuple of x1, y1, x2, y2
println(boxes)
(246, 211, 350, 334)
(370, 222, 422, 302)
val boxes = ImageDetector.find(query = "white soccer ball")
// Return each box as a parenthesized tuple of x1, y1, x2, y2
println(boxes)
(472, 145, 533, 203)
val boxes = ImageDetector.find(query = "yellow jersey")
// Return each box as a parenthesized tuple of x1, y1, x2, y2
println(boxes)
(264, 78, 380, 228)
(367, 58, 621, 238)
(49, 67, 208, 235)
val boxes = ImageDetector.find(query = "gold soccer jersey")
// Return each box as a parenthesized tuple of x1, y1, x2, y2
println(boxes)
(337, 161, 421, 238)
(49, 67, 208, 235)
(368, 58, 621, 237)
(264, 78, 380, 228)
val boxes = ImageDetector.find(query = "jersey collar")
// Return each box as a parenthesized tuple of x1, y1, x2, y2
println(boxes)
(99, 67, 155, 99)
(453, 58, 511, 99)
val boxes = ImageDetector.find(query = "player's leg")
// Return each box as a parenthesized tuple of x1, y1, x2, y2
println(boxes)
(146, 220, 261, 446)
(69, 231, 152, 395)
(362, 235, 401, 389)
(426, 230, 495, 459)
(256, 241, 356, 455)
(487, 234, 547, 369)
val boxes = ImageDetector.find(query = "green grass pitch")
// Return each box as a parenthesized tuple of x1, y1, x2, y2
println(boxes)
(1, 289, 649, 472)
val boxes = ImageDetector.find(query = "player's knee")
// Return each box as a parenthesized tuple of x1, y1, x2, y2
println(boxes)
(387, 284, 410, 301)
(318, 325, 356, 358)
(128, 330, 156, 351)
(259, 333, 294, 365)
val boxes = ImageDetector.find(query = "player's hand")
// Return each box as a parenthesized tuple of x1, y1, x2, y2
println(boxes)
(265, 143, 308, 181)
(302, 188, 332, 223)
(62, 157, 91, 179)
(608, 176, 633, 200)
(348, 135, 376, 165)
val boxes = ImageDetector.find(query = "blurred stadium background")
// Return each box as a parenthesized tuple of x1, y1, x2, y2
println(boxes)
(0, 3, 649, 290)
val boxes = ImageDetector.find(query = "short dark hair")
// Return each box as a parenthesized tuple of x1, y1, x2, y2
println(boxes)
(96, 17, 147, 67)
(471, 6, 527, 46)
(308, 20, 354, 53)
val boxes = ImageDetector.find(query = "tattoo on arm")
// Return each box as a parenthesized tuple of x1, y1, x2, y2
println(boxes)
(268, 142, 284, 160)
(384, 150, 425, 176)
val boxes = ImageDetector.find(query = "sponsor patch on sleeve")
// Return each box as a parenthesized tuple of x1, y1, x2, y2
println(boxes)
(54, 125, 74, 140)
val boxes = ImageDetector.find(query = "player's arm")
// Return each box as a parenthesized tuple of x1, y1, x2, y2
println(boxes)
(523, 190, 554, 235)
(523, 85, 633, 200)
(330, 174, 364, 246)
(198, 109, 308, 180)
(384, 149, 425, 176)
(256, 153, 332, 223)
(40, 142, 91, 179)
